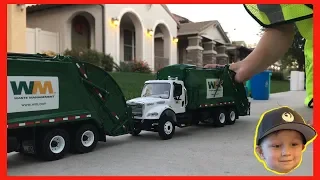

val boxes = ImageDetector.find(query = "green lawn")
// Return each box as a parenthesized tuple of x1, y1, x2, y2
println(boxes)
(109, 72, 290, 100)
(270, 80, 290, 94)
(109, 72, 155, 100)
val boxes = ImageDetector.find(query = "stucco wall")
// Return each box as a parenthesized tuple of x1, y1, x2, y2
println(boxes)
(26, 5, 103, 54)
(7, 4, 26, 53)
(104, 4, 178, 70)
(26, 4, 178, 71)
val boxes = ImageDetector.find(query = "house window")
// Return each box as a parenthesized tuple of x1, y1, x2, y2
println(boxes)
(123, 29, 136, 61)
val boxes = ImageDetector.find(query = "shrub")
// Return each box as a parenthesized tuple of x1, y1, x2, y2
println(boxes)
(100, 54, 114, 72)
(119, 61, 134, 72)
(63, 48, 114, 71)
(131, 60, 152, 73)
(118, 60, 152, 73)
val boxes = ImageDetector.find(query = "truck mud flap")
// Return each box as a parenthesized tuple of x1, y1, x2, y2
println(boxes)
(7, 137, 18, 153)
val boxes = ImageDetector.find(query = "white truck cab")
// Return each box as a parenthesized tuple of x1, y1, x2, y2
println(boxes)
(126, 77, 188, 140)
(127, 77, 187, 120)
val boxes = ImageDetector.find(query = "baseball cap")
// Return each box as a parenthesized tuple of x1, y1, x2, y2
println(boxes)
(256, 106, 316, 145)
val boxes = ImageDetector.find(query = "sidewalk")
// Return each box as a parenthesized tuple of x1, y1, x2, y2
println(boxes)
(248, 90, 314, 176)
(249, 90, 313, 125)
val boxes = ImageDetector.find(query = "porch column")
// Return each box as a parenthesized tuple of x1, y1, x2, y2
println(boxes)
(216, 44, 229, 65)
(186, 36, 203, 66)
(202, 41, 217, 65)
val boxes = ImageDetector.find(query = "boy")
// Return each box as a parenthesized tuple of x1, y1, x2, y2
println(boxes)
(254, 106, 317, 174)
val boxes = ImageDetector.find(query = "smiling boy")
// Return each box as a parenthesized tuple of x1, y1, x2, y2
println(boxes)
(254, 106, 317, 174)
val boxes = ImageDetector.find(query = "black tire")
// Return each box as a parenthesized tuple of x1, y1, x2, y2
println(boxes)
(130, 128, 142, 136)
(39, 129, 70, 161)
(212, 109, 226, 127)
(191, 112, 200, 125)
(226, 107, 237, 125)
(158, 112, 176, 140)
(73, 124, 99, 154)
(192, 119, 200, 125)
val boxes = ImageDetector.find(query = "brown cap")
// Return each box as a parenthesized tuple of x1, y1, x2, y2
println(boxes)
(256, 106, 316, 145)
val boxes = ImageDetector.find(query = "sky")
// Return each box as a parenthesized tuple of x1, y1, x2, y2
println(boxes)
(167, 4, 263, 45)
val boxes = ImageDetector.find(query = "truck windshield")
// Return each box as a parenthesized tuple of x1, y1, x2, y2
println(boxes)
(141, 83, 171, 99)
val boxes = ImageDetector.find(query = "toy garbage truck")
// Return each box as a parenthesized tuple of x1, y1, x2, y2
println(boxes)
(7, 52, 136, 161)
(126, 64, 251, 140)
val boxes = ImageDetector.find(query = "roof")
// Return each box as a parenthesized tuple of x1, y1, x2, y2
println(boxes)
(27, 4, 69, 13)
(160, 5, 181, 28)
(177, 20, 231, 44)
(26, 4, 180, 28)
(177, 20, 218, 35)
(172, 13, 193, 23)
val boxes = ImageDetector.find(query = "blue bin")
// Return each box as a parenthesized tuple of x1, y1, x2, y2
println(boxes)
(250, 70, 272, 100)
(246, 80, 251, 97)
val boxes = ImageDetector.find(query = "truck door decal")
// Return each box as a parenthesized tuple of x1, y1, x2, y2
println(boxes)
(8, 76, 59, 113)
(206, 78, 223, 99)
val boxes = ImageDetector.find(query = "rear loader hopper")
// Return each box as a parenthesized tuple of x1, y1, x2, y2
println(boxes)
(7, 52, 135, 161)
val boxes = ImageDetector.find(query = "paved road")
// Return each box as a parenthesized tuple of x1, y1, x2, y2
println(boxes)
(7, 91, 314, 176)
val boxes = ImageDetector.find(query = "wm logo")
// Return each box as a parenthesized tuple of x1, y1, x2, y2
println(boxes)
(10, 81, 54, 95)
(207, 80, 223, 89)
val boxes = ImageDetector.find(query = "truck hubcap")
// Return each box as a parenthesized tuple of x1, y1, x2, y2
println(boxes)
(164, 121, 173, 135)
(50, 136, 65, 154)
(230, 111, 236, 121)
(219, 113, 225, 123)
(81, 130, 95, 147)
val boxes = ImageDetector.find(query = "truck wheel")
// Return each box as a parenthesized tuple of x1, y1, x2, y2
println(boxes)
(158, 113, 175, 140)
(212, 109, 226, 127)
(74, 124, 99, 154)
(40, 129, 70, 161)
(130, 128, 142, 136)
(191, 112, 200, 125)
(226, 108, 237, 125)
(192, 119, 200, 125)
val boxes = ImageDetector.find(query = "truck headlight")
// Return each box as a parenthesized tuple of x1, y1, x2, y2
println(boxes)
(147, 112, 158, 116)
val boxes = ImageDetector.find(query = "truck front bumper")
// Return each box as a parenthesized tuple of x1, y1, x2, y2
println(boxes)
(133, 119, 159, 131)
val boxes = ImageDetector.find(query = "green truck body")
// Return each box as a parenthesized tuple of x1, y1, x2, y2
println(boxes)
(127, 64, 251, 139)
(7, 53, 134, 161)
(157, 64, 250, 115)
(7, 53, 251, 161)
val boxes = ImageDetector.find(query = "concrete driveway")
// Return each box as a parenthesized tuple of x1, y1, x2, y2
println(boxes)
(7, 91, 314, 176)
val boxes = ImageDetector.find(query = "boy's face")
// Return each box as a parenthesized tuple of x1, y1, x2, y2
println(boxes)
(256, 130, 305, 174)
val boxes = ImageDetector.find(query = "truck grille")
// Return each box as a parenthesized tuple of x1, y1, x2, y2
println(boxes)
(128, 103, 143, 117)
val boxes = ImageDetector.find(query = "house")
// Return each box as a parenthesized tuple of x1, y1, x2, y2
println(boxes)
(26, 4, 180, 72)
(172, 13, 254, 65)
(172, 14, 231, 67)
(23, 4, 242, 71)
